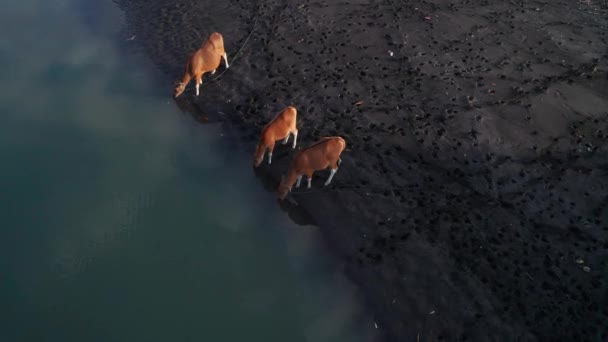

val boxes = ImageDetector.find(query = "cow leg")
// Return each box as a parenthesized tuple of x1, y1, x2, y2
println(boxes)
(324, 168, 338, 186)
(306, 171, 314, 189)
(267, 143, 275, 165)
(223, 52, 230, 68)
(195, 75, 202, 95)
(292, 130, 298, 149)
(282, 133, 290, 145)
(295, 175, 303, 188)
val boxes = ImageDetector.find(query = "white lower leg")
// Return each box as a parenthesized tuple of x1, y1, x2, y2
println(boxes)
(211, 69, 216, 75)
(196, 84, 200, 96)
(295, 175, 302, 188)
(282, 133, 290, 145)
(307, 178, 312, 189)
(324, 168, 337, 186)
(268, 152, 272, 165)
(292, 131, 298, 149)
(223, 52, 229, 68)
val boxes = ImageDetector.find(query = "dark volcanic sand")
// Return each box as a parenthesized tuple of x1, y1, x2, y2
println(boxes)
(114, 0, 608, 340)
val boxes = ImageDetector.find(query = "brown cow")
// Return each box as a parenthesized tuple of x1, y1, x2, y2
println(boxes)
(278, 136, 346, 199)
(173, 32, 229, 98)
(253, 106, 299, 167)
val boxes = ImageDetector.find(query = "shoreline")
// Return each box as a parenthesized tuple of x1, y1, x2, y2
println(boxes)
(115, 0, 608, 340)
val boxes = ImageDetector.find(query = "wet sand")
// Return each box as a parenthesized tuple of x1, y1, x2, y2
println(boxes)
(115, 0, 608, 340)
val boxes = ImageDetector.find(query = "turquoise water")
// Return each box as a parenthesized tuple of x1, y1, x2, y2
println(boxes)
(0, 1, 373, 341)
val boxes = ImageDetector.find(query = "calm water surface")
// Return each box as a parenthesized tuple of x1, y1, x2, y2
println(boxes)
(0, 1, 373, 341)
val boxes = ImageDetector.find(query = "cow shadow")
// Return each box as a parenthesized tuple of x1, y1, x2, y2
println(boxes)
(252, 164, 317, 227)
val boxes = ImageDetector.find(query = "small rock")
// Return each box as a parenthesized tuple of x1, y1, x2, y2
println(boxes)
(575, 258, 584, 264)
(583, 266, 590, 272)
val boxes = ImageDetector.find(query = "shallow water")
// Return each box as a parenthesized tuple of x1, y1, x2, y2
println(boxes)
(0, 1, 374, 341)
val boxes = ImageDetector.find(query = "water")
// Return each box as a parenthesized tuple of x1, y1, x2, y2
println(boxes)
(0, 1, 373, 341)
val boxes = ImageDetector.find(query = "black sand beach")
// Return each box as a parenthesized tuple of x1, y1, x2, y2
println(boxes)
(114, 0, 608, 340)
